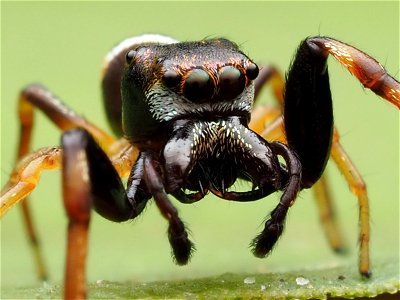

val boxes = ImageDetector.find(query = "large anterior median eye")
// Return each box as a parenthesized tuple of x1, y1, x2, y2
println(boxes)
(218, 66, 246, 100)
(183, 69, 214, 103)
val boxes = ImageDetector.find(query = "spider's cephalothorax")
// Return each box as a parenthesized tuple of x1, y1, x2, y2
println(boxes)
(121, 38, 258, 143)
(119, 38, 286, 205)
(1, 33, 399, 299)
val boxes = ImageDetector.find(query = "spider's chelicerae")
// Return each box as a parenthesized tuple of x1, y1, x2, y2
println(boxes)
(1, 34, 399, 299)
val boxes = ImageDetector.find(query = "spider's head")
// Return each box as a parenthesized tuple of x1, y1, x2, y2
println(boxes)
(121, 38, 259, 146)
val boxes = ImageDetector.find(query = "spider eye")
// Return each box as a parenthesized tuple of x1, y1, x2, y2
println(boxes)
(245, 62, 259, 80)
(163, 70, 181, 89)
(125, 50, 136, 64)
(218, 66, 246, 100)
(183, 69, 214, 103)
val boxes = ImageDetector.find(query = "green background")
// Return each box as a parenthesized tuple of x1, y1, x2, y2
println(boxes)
(1, 0, 399, 296)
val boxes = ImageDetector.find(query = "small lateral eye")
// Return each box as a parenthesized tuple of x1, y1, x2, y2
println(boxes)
(183, 69, 214, 103)
(163, 70, 181, 89)
(125, 50, 136, 64)
(218, 66, 246, 100)
(245, 62, 259, 80)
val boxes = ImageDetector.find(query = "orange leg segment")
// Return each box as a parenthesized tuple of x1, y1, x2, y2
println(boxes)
(330, 129, 371, 276)
(109, 140, 139, 178)
(312, 176, 347, 253)
(1, 147, 62, 216)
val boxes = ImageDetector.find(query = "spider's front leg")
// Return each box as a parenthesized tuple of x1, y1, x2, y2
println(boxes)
(62, 127, 161, 298)
(250, 66, 348, 254)
(284, 37, 400, 277)
(61, 128, 195, 298)
(61, 128, 139, 299)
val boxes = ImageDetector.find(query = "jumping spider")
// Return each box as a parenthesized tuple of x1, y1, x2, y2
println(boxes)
(1, 34, 399, 298)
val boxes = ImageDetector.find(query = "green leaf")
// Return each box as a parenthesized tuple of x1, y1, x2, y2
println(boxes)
(2, 260, 398, 299)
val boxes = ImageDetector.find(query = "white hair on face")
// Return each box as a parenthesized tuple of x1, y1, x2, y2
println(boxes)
(145, 82, 255, 122)
(105, 34, 179, 63)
